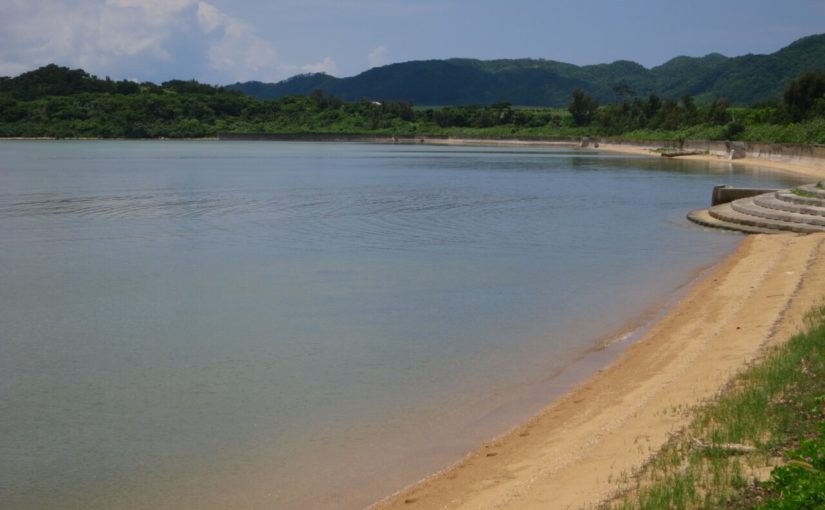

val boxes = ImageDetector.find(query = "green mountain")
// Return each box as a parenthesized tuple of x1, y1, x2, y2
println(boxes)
(227, 34, 825, 106)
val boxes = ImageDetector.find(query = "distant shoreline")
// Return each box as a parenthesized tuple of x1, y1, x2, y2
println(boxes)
(216, 132, 582, 146)
(218, 133, 825, 181)
(6, 134, 824, 181)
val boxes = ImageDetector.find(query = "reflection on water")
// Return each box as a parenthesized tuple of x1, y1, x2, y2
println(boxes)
(0, 141, 806, 510)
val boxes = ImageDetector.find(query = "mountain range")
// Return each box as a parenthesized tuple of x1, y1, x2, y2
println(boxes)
(227, 34, 825, 107)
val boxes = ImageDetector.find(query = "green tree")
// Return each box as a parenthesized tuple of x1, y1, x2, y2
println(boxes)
(310, 89, 328, 109)
(784, 71, 825, 122)
(568, 88, 598, 126)
(706, 98, 732, 125)
(680, 94, 698, 125)
(644, 94, 662, 119)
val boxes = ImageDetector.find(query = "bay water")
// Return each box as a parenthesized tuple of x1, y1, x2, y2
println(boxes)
(0, 141, 805, 509)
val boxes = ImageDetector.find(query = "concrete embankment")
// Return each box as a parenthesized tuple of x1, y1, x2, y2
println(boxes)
(598, 138, 825, 173)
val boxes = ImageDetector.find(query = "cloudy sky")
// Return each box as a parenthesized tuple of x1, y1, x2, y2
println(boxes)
(2, 0, 824, 85)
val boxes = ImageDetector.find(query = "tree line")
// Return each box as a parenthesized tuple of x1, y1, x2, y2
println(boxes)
(567, 70, 825, 137)
(1, 64, 824, 143)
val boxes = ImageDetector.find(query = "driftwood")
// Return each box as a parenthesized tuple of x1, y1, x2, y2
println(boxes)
(690, 436, 758, 454)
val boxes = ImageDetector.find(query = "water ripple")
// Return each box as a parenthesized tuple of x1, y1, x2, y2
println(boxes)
(0, 188, 562, 250)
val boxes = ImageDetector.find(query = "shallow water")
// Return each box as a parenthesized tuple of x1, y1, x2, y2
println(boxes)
(0, 141, 806, 509)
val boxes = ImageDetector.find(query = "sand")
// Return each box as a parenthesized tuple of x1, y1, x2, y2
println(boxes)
(372, 149, 825, 509)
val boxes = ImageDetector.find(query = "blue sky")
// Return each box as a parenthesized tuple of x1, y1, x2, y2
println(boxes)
(2, 0, 823, 85)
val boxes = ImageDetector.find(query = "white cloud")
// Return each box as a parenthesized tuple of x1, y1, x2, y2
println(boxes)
(207, 31, 279, 81)
(302, 56, 337, 75)
(367, 45, 389, 67)
(196, 1, 226, 33)
(97, 5, 175, 58)
(106, 0, 195, 20)
(197, 2, 279, 81)
(1, 2, 89, 71)
(0, 0, 281, 82)
(0, 1, 194, 77)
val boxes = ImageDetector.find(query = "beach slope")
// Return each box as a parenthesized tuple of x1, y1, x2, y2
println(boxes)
(373, 232, 825, 510)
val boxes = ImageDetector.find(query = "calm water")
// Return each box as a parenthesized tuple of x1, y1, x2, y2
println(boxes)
(0, 141, 805, 509)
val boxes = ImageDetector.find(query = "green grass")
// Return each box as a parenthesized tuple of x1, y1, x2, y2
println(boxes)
(791, 188, 820, 199)
(605, 304, 825, 510)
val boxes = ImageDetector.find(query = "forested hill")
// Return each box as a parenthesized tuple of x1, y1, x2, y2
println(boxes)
(228, 34, 825, 106)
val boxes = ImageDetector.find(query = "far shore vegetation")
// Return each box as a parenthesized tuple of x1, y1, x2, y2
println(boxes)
(603, 304, 825, 510)
(1, 64, 825, 144)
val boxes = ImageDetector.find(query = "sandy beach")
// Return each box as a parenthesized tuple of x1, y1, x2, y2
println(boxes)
(372, 151, 825, 509)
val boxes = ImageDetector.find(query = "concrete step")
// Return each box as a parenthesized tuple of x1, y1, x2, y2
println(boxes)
(754, 192, 825, 218)
(686, 208, 779, 234)
(730, 197, 825, 228)
(774, 189, 825, 207)
(707, 202, 825, 234)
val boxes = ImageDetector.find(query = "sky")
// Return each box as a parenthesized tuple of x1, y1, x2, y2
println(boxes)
(2, 0, 824, 85)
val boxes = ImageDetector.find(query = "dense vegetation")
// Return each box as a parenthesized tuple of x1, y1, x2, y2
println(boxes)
(228, 34, 825, 107)
(1, 64, 825, 144)
(606, 304, 825, 510)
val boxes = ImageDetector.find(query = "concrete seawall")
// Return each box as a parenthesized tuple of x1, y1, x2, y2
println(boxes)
(600, 138, 825, 171)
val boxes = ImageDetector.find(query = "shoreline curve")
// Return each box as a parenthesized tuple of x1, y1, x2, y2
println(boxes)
(372, 232, 825, 510)
(369, 146, 825, 509)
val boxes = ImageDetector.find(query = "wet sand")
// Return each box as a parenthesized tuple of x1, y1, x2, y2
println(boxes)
(372, 145, 825, 509)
